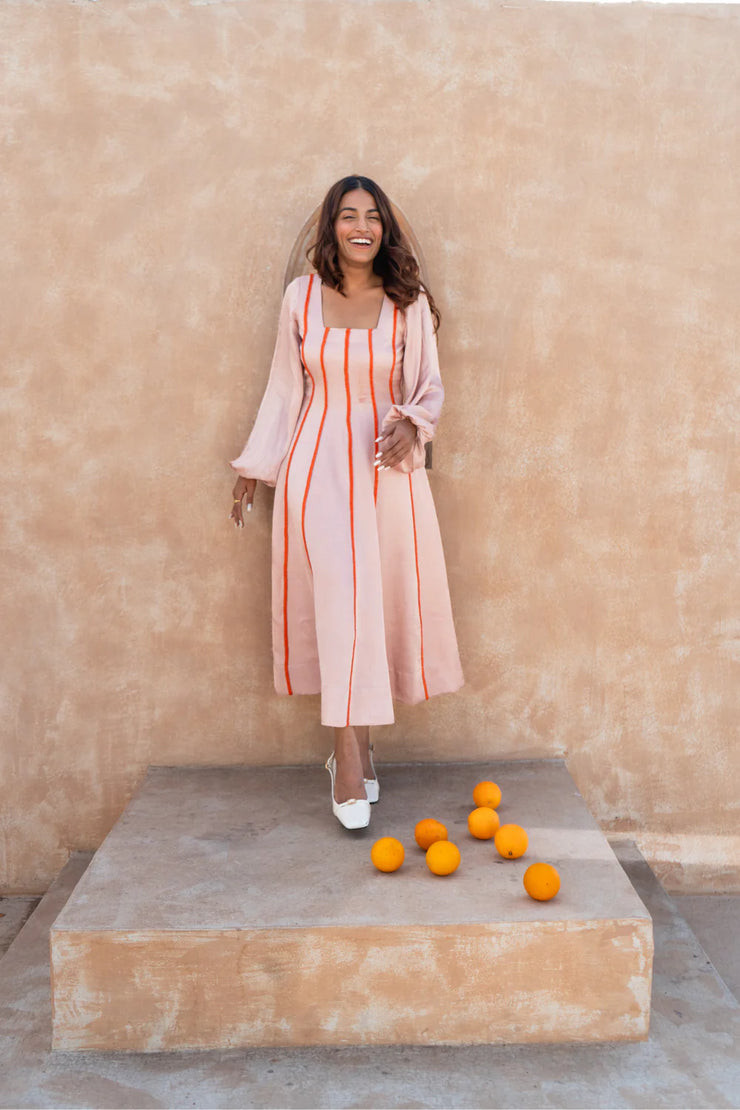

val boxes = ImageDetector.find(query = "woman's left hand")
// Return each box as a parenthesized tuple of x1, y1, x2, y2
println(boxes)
(230, 477, 257, 528)
(375, 419, 416, 470)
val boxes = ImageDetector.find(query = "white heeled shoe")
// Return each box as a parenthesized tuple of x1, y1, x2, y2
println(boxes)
(364, 744, 380, 804)
(325, 754, 370, 830)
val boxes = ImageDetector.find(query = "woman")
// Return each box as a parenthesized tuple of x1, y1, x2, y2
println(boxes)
(229, 175, 463, 830)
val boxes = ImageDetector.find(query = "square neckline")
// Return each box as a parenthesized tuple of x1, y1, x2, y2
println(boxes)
(317, 277, 388, 333)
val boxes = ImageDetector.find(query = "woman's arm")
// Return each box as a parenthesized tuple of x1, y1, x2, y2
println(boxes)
(228, 279, 305, 524)
(377, 292, 444, 472)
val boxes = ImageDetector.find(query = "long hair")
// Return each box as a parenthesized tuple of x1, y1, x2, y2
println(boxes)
(307, 175, 441, 332)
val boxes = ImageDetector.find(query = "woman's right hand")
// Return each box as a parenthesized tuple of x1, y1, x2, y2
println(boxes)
(230, 477, 257, 529)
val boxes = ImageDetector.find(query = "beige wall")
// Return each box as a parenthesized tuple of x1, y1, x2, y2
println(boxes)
(1, 0, 738, 893)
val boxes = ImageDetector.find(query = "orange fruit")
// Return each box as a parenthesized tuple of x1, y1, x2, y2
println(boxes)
(370, 837, 405, 873)
(426, 840, 461, 876)
(473, 780, 502, 809)
(467, 806, 500, 840)
(494, 823, 529, 859)
(523, 862, 561, 901)
(414, 818, 448, 850)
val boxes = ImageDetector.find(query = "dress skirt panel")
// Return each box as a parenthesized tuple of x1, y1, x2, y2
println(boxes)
(375, 466, 464, 706)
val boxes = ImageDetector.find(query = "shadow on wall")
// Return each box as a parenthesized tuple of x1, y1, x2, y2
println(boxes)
(283, 200, 430, 290)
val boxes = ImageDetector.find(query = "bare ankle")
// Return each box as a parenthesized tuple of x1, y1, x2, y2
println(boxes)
(331, 728, 366, 803)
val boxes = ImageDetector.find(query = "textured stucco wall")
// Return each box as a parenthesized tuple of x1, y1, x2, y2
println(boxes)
(1, 0, 738, 892)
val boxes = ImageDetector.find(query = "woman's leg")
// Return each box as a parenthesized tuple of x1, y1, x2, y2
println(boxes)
(332, 726, 367, 803)
(354, 725, 374, 780)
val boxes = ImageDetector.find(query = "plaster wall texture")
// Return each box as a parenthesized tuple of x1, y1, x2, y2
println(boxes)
(1, 0, 738, 893)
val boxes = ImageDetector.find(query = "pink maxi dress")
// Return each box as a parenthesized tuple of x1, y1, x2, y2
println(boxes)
(231, 273, 463, 727)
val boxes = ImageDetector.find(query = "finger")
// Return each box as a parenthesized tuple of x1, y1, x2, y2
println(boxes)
(375, 431, 399, 462)
(376, 434, 401, 463)
(377, 441, 409, 468)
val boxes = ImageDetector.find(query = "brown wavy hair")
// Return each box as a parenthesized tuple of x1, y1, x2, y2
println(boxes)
(307, 175, 440, 332)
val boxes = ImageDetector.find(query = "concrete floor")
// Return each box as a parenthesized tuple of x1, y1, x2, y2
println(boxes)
(0, 843, 739, 1109)
(0, 896, 39, 957)
(671, 894, 740, 1003)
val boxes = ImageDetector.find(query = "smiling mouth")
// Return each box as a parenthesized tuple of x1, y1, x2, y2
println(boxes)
(349, 237, 373, 246)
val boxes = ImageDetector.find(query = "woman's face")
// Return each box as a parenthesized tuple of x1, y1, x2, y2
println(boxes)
(333, 188, 383, 270)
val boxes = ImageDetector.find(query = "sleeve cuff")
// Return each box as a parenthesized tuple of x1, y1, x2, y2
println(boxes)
(229, 457, 278, 487)
(381, 405, 433, 472)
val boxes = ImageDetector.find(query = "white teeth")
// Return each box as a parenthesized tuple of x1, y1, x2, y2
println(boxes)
(350, 238, 372, 245)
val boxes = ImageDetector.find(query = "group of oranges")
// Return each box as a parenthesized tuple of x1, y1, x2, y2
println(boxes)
(370, 779, 561, 902)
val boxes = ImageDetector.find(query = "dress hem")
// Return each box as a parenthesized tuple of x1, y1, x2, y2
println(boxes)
(272, 676, 465, 727)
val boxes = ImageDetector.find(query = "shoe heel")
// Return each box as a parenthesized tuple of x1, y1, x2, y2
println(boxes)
(364, 743, 380, 804)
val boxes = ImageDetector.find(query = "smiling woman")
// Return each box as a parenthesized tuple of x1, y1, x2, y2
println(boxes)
(284, 191, 431, 294)
(321, 188, 386, 330)
(229, 175, 463, 830)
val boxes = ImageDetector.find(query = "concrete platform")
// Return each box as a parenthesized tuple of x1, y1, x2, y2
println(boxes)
(3, 846, 739, 1108)
(50, 761, 653, 1051)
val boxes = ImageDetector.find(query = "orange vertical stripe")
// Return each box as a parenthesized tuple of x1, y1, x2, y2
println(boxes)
(368, 329, 378, 503)
(300, 274, 314, 368)
(344, 329, 358, 725)
(301, 327, 329, 569)
(281, 276, 314, 694)
(409, 473, 429, 700)
(388, 306, 398, 405)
